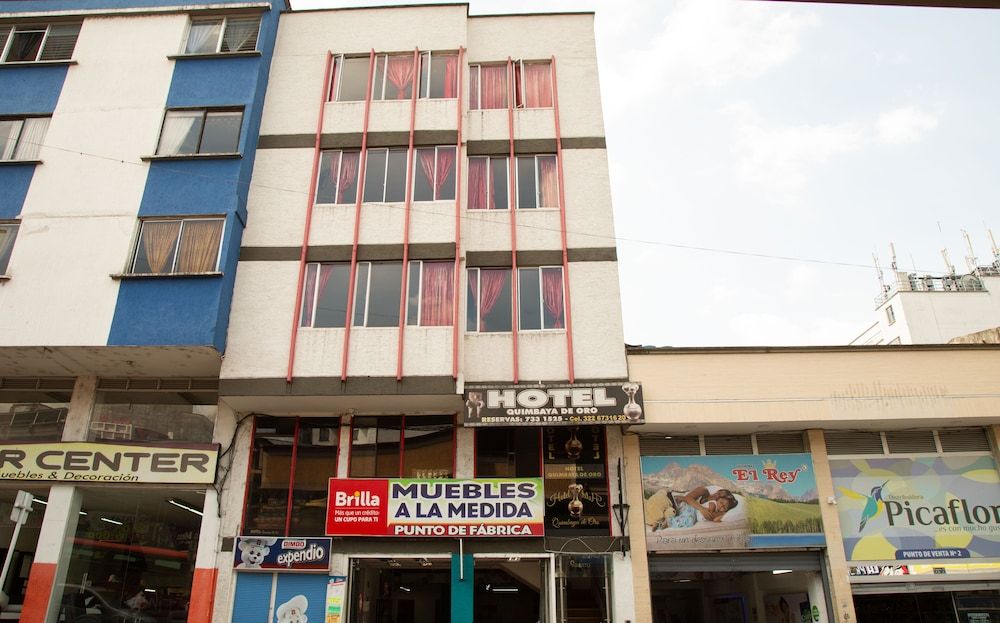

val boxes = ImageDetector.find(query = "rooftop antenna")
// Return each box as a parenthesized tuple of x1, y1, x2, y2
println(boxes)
(873, 252, 887, 294)
(962, 229, 978, 272)
(941, 248, 956, 276)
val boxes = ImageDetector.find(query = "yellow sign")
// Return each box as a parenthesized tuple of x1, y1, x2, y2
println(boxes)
(0, 442, 218, 484)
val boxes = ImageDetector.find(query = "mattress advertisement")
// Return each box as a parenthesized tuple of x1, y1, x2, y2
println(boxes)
(641, 454, 823, 551)
(831, 456, 1000, 562)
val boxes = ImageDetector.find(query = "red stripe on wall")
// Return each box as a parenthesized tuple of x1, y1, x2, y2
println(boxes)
(20, 561, 57, 623)
(187, 567, 219, 623)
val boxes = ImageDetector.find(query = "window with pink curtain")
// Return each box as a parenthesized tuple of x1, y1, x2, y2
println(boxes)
(470, 64, 509, 110)
(516, 61, 553, 108)
(419, 52, 458, 99)
(414, 146, 455, 201)
(467, 268, 512, 332)
(315, 150, 360, 204)
(407, 261, 454, 326)
(467, 156, 509, 210)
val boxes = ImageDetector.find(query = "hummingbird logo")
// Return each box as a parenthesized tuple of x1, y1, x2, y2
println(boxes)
(837, 481, 889, 532)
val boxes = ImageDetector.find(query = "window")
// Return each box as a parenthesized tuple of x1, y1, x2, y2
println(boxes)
(183, 16, 260, 54)
(0, 117, 49, 161)
(468, 156, 508, 210)
(886, 305, 896, 325)
(469, 64, 509, 110)
(0, 23, 80, 63)
(466, 268, 512, 332)
(155, 108, 242, 156)
(363, 147, 408, 202)
(413, 146, 456, 201)
(331, 52, 458, 102)
(466, 267, 565, 333)
(243, 416, 340, 536)
(476, 428, 541, 477)
(516, 155, 559, 208)
(518, 266, 565, 330)
(350, 415, 453, 478)
(315, 150, 361, 204)
(131, 217, 224, 274)
(406, 261, 454, 326)
(514, 60, 553, 108)
(300, 263, 352, 328)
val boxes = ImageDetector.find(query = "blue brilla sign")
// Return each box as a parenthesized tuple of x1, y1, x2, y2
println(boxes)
(234, 537, 331, 572)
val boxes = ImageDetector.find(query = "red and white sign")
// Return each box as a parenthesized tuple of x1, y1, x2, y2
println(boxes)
(326, 478, 544, 538)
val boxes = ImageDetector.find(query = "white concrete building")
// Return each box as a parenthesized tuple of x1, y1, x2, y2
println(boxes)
(216, 6, 635, 623)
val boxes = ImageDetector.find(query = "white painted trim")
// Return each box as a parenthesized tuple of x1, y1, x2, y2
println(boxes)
(0, 3, 270, 20)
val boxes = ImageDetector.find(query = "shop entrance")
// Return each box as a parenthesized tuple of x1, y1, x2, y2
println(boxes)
(854, 588, 1000, 623)
(349, 558, 450, 623)
(648, 553, 826, 623)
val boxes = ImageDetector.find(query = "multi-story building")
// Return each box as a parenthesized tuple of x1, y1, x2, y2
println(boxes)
(0, 0, 281, 621)
(625, 344, 1000, 623)
(213, 5, 637, 623)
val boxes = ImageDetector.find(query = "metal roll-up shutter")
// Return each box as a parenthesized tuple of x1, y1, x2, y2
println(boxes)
(647, 551, 822, 574)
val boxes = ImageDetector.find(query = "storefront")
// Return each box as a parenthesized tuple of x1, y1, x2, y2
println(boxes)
(831, 451, 1000, 623)
(640, 452, 831, 623)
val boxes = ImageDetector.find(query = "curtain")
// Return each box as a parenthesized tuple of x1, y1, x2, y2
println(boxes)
(337, 152, 360, 203)
(140, 221, 182, 273)
(157, 111, 201, 155)
(522, 62, 553, 108)
(434, 148, 455, 199)
(468, 158, 487, 210)
(479, 65, 508, 110)
(176, 219, 224, 272)
(221, 17, 259, 53)
(420, 263, 454, 326)
(478, 269, 508, 331)
(14, 118, 49, 160)
(538, 156, 559, 208)
(442, 54, 458, 98)
(542, 268, 565, 329)
(386, 55, 415, 100)
(185, 20, 221, 54)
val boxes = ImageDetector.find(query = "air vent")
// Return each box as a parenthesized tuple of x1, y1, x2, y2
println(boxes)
(704, 435, 753, 455)
(885, 430, 937, 454)
(939, 428, 991, 453)
(639, 435, 700, 456)
(756, 433, 806, 454)
(825, 431, 884, 456)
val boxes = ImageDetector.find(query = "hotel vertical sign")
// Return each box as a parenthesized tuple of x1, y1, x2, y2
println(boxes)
(463, 382, 644, 427)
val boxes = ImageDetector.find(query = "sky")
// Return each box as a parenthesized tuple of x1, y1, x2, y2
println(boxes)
(290, 0, 1000, 347)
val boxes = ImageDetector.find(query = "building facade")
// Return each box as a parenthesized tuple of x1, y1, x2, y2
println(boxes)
(625, 344, 1000, 623)
(214, 5, 636, 623)
(0, 0, 281, 621)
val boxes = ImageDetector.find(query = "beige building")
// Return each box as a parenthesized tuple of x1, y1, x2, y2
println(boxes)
(625, 344, 1000, 623)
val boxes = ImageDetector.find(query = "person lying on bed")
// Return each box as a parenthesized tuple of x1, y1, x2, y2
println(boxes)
(652, 485, 738, 530)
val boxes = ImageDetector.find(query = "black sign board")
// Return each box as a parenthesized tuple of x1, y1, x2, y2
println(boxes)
(463, 382, 644, 427)
(543, 426, 610, 536)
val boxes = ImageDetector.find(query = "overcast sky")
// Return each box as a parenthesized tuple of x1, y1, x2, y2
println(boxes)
(290, 0, 1000, 347)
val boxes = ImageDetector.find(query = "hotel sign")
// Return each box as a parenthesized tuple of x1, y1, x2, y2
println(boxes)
(463, 382, 644, 426)
(326, 478, 544, 537)
(0, 442, 219, 484)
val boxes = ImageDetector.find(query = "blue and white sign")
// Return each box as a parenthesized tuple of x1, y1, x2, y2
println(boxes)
(234, 537, 331, 572)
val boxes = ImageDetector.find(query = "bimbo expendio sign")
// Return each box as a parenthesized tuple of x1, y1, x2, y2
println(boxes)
(326, 478, 544, 537)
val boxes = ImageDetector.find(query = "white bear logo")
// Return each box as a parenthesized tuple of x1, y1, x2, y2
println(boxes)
(276, 595, 308, 623)
(237, 537, 278, 569)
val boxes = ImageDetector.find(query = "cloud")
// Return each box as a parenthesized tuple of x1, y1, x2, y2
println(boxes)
(876, 106, 939, 145)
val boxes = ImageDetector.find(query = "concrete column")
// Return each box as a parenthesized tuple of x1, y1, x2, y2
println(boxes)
(61, 376, 97, 441)
(806, 429, 856, 623)
(19, 485, 82, 623)
(622, 433, 652, 623)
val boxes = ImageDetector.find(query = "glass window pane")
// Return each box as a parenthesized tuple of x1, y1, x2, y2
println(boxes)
(491, 157, 509, 210)
(316, 151, 341, 204)
(157, 110, 203, 156)
(314, 263, 351, 328)
(185, 20, 222, 54)
(479, 268, 511, 333)
(517, 157, 536, 209)
(0, 120, 22, 160)
(0, 224, 18, 274)
(200, 111, 242, 153)
(365, 262, 402, 327)
(338, 57, 370, 101)
(518, 268, 542, 331)
(6, 29, 45, 62)
(407, 261, 421, 326)
(133, 220, 181, 273)
(244, 416, 295, 535)
(385, 149, 408, 202)
(413, 148, 435, 202)
(403, 415, 453, 479)
(363, 149, 387, 202)
(541, 266, 565, 329)
(353, 262, 369, 327)
(466, 268, 478, 332)
(290, 418, 340, 536)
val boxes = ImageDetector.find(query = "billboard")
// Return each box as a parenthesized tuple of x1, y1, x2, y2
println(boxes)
(463, 382, 644, 426)
(831, 456, 1000, 561)
(641, 454, 823, 551)
(326, 478, 544, 537)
